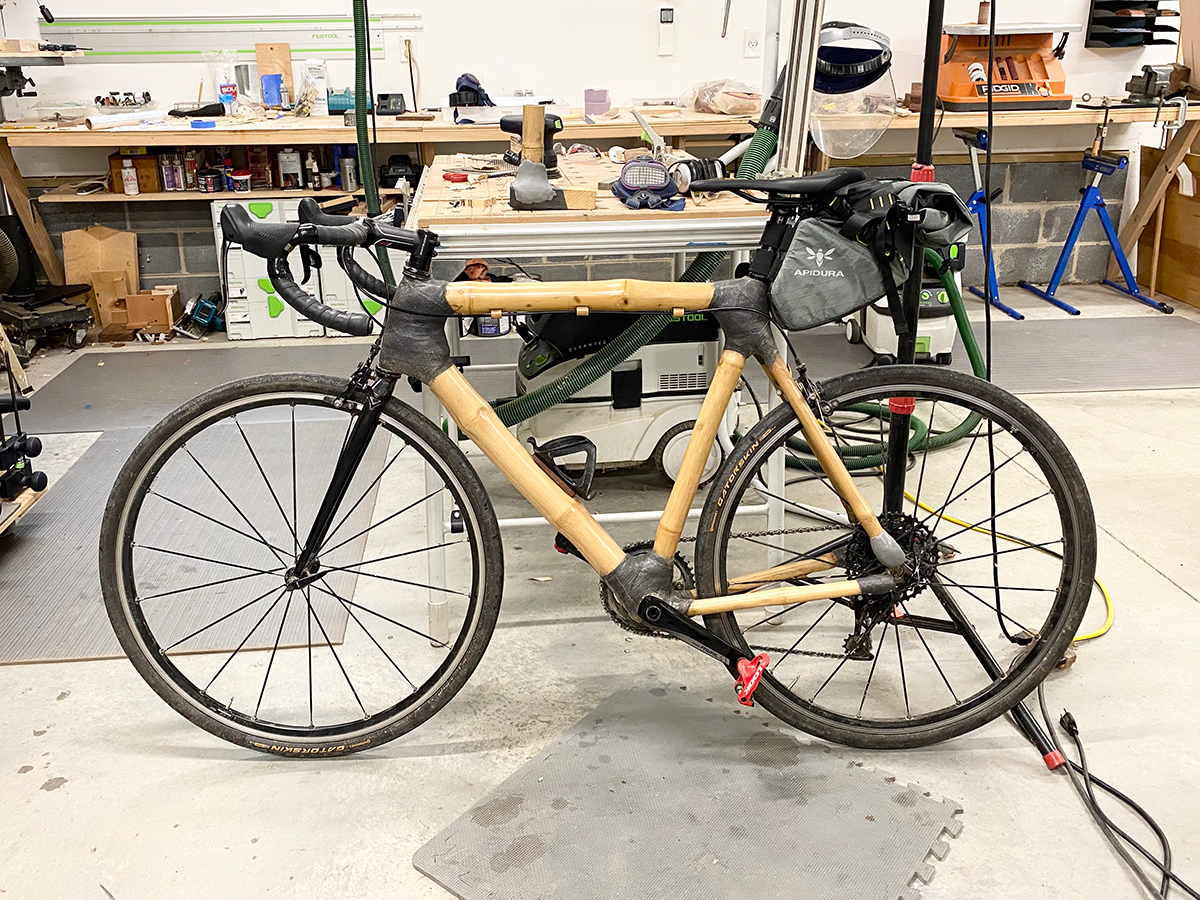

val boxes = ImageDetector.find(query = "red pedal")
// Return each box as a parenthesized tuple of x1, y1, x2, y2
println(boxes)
(735, 653, 770, 707)
(889, 396, 917, 416)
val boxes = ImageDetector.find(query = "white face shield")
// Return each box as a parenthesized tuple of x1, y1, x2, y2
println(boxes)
(809, 22, 897, 160)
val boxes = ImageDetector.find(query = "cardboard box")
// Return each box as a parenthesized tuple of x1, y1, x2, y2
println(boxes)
(108, 152, 162, 194)
(1137, 145, 1200, 310)
(125, 285, 182, 332)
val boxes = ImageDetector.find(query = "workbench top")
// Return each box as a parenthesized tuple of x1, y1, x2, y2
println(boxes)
(412, 155, 767, 229)
(0, 107, 754, 148)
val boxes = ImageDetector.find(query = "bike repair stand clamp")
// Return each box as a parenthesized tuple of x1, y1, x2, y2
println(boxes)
(954, 128, 1025, 321)
(1018, 111, 1174, 316)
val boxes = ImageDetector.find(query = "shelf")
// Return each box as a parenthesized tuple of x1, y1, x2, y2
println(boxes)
(1085, 0, 1180, 47)
(36, 185, 408, 203)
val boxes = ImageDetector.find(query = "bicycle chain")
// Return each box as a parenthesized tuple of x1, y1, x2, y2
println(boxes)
(600, 524, 850, 656)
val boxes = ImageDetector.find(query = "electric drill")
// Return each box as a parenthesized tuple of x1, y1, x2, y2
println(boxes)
(500, 113, 564, 174)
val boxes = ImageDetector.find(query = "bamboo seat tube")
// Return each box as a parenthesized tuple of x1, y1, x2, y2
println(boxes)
(429, 365, 626, 576)
(444, 279, 716, 316)
(653, 350, 747, 559)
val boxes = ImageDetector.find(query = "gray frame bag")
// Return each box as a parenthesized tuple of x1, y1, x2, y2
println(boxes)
(770, 180, 972, 332)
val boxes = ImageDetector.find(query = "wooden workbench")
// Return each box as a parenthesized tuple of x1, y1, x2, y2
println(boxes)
(0, 103, 1175, 285)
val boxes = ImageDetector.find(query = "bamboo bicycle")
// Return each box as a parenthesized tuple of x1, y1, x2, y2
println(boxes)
(99, 173, 1096, 756)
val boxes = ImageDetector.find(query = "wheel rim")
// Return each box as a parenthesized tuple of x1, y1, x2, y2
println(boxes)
(705, 373, 1090, 734)
(110, 388, 487, 744)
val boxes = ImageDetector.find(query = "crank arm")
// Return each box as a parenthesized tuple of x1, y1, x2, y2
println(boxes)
(639, 597, 771, 707)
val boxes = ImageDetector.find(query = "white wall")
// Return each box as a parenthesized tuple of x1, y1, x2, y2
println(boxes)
(1, 0, 1181, 173)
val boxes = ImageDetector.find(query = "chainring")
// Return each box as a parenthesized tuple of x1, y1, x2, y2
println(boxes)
(599, 541, 694, 638)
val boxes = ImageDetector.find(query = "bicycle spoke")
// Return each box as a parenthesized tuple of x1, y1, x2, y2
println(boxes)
(899, 599, 958, 703)
(911, 400, 938, 516)
(929, 583, 1058, 593)
(161, 582, 284, 652)
(254, 592, 293, 720)
(203, 589, 287, 693)
(754, 485, 851, 527)
(311, 579, 447, 647)
(938, 539, 1064, 567)
(321, 489, 440, 557)
(149, 490, 292, 559)
(134, 544, 282, 577)
(291, 404, 299, 554)
(932, 572, 1034, 633)
(923, 448, 1029, 530)
(744, 601, 808, 632)
(935, 492, 1052, 545)
(773, 600, 838, 676)
(235, 415, 299, 550)
(318, 443, 409, 554)
(856, 619, 890, 717)
(925, 424, 986, 527)
(306, 587, 314, 727)
(303, 585, 368, 719)
(895, 618, 910, 719)
(316, 576, 416, 690)
(346, 568, 469, 597)
(138, 565, 283, 603)
(184, 447, 290, 569)
(808, 648, 855, 703)
(320, 539, 467, 576)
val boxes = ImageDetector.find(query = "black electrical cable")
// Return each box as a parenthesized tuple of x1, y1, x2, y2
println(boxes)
(1037, 684, 1199, 900)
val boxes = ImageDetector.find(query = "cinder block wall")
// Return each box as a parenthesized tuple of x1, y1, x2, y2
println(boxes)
(858, 160, 1125, 289)
(33, 157, 1123, 294)
(33, 194, 221, 301)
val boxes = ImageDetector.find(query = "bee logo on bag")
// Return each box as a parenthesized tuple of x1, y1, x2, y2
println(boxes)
(796, 245, 844, 278)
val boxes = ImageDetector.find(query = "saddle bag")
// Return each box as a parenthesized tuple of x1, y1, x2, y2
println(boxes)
(769, 179, 971, 332)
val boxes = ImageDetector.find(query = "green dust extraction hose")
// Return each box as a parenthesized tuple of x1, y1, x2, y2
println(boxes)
(493, 126, 781, 428)
(353, 0, 396, 286)
(780, 248, 986, 471)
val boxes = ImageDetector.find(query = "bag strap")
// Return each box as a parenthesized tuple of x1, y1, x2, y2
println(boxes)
(838, 206, 911, 336)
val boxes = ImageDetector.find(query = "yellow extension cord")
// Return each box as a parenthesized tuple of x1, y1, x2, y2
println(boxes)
(906, 493, 1114, 643)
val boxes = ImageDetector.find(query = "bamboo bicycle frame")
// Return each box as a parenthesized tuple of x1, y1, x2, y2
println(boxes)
(429, 279, 892, 618)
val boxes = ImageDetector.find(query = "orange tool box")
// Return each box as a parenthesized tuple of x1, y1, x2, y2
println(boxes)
(938, 23, 1083, 112)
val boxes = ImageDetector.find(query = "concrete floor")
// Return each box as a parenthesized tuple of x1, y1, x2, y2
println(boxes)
(1, 284, 1198, 899)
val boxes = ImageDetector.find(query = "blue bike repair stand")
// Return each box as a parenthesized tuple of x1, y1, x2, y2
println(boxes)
(955, 128, 1024, 320)
(1019, 150, 1174, 315)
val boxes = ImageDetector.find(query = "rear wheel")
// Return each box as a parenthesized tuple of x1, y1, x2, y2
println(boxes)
(695, 366, 1095, 749)
(100, 374, 504, 756)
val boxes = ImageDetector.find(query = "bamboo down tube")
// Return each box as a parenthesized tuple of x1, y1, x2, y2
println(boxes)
(653, 350, 747, 559)
(429, 366, 626, 576)
(764, 357, 885, 540)
(688, 579, 866, 617)
(444, 279, 716, 316)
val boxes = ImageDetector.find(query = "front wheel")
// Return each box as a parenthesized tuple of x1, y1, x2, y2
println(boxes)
(100, 374, 504, 756)
(695, 366, 1096, 749)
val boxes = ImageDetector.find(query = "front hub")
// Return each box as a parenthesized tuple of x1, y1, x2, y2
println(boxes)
(284, 558, 323, 591)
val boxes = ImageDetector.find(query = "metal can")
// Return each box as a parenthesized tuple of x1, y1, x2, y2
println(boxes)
(340, 157, 359, 193)
(197, 167, 224, 193)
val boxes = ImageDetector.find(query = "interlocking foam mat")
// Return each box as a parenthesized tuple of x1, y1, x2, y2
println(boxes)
(415, 677, 963, 900)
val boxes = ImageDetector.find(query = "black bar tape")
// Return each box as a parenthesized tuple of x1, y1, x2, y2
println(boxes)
(339, 247, 393, 300)
(267, 257, 374, 337)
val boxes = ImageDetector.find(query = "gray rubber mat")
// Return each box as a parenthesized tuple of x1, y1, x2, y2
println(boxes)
(23, 344, 373, 434)
(0, 423, 386, 664)
(415, 678, 963, 900)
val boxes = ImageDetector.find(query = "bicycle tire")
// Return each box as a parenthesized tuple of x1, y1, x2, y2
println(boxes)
(100, 373, 504, 756)
(695, 365, 1096, 749)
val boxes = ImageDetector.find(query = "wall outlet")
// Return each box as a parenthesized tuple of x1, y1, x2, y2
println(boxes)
(743, 30, 763, 59)
(659, 8, 675, 56)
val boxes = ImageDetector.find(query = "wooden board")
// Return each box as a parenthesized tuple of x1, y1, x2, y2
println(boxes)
(1136, 144, 1200, 309)
(255, 42, 293, 101)
(0, 138, 65, 284)
(0, 489, 43, 539)
(414, 154, 767, 227)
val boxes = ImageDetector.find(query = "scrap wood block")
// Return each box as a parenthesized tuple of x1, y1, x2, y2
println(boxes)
(62, 226, 138, 296)
(508, 186, 598, 211)
(90, 269, 129, 330)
